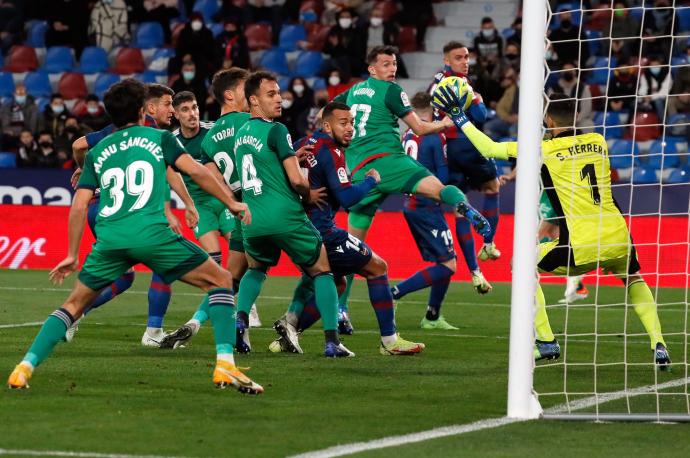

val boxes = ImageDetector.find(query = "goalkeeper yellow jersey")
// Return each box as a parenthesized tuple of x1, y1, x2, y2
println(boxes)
(463, 126, 631, 266)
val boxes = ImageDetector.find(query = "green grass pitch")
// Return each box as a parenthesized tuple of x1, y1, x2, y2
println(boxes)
(1, 270, 689, 457)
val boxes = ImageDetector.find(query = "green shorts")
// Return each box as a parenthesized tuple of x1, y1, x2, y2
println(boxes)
(193, 198, 234, 239)
(350, 154, 432, 217)
(539, 192, 558, 222)
(229, 218, 245, 253)
(243, 221, 322, 268)
(537, 239, 641, 277)
(79, 232, 209, 291)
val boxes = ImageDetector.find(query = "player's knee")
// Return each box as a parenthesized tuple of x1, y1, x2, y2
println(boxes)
(334, 275, 347, 295)
(482, 179, 500, 194)
(442, 258, 457, 274)
(365, 254, 388, 277)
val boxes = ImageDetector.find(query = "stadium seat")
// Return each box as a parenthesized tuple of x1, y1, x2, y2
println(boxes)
(78, 46, 109, 74)
(677, 7, 690, 32)
(193, 0, 220, 23)
(58, 72, 87, 100)
(306, 24, 331, 52)
(584, 30, 604, 57)
(94, 73, 121, 98)
(71, 98, 89, 116)
(135, 22, 165, 49)
(246, 24, 273, 51)
(300, 0, 323, 17)
(631, 112, 661, 142)
(135, 71, 158, 83)
(292, 51, 323, 78)
(608, 139, 638, 169)
(44, 46, 75, 73)
(26, 21, 47, 48)
(502, 28, 515, 40)
(4, 45, 39, 72)
(279, 24, 307, 52)
(0, 72, 15, 98)
(646, 139, 681, 170)
(278, 75, 290, 91)
(311, 77, 326, 91)
(0, 152, 17, 169)
(148, 47, 176, 74)
(23, 70, 52, 98)
(593, 111, 624, 139)
(113, 48, 146, 74)
(208, 22, 224, 37)
(258, 48, 289, 75)
(554, 3, 582, 26)
(379, 0, 397, 20)
(397, 26, 418, 53)
(666, 167, 690, 184)
(632, 166, 659, 184)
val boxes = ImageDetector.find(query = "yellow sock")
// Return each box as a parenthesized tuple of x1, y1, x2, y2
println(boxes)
(535, 284, 555, 342)
(628, 280, 665, 349)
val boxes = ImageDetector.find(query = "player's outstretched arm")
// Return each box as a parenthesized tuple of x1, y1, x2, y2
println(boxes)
(50, 188, 93, 285)
(402, 110, 453, 137)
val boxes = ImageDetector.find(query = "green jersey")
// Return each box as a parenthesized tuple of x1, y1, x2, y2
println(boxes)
(174, 122, 213, 203)
(334, 77, 412, 172)
(234, 118, 307, 237)
(78, 125, 186, 249)
(201, 111, 251, 197)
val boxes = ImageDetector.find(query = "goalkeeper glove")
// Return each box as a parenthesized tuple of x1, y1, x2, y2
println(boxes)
(432, 86, 470, 129)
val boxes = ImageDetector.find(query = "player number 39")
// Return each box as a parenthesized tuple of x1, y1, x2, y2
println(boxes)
(99, 161, 154, 217)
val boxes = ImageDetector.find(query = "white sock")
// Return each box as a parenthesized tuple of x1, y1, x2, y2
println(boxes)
(286, 312, 299, 327)
(381, 334, 397, 346)
(217, 353, 235, 365)
(484, 242, 493, 248)
(146, 327, 164, 337)
(471, 269, 482, 276)
(186, 319, 201, 335)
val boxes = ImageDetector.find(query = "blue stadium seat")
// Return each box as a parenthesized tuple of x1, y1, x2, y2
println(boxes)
(78, 46, 109, 74)
(0, 72, 15, 98)
(589, 57, 614, 85)
(550, 3, 582, 29)
(44, 46, 75, 73)
(135, 71, 158, 83)
(135, 22, 165, 49)
(278, 75, 290, 91)
(94, 73, 121, 99)
(193, 0, 220, 23)
(258, 48, 289, 75)
(292, 51, 322, 77)
(608, 139, 638, 169)
(677, 7, 690, 32)
(646, 139, 681, 170)
(311, 77, 326, 91)
(584, 30, 603, 57)
(148, 47, 176, 74)
(26, 21, 47, 48)
(209, 22, 224, 37)
(279, 24, 307, 52)
(501, 28, 515, 40)
(666, 167, 690, 184)
(632, 166, 659, 184)
(23, 71, 52, 98)
(670, 56, 687, 78)
(0, 152, 16, 168)
(667, 113, 689, 136)
(593, 111, 624, 139)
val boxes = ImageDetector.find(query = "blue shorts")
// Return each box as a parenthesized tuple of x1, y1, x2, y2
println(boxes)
(323, 229, 372, 277)
(403, 207, 456, 263)
(87, 197, 99, 238)
(447, 138, 498, 192)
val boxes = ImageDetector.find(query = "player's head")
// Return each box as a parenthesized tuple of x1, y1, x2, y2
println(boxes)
(367, 45, 398, 82)
(211, 67, 250, 112)
(173, 91, 199, 132)
(545, 92, 576, 130)
(443, 41, 470, 75)
(145, 83, 174, 127)
(103, 78, 147, 128)
(322, 101, 353, 147)
(410, 92, 433, 122)
(245, 71, 282, 119)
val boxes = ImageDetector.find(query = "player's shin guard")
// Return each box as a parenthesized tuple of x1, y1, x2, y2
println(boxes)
(87, 271, 135, 312)
(482, 192, 499, 244)
(392, 264, 453, 300)
(313, 272, 339, 335)
(628, 280, 666, 349)
(367, 275, 396, 337)
(147, 273, 172, 328)
(236, 269, 266, 326)
(208, 288, 237, 357)
(455, 217, 479, 272)
(22, 308, 75, 368)
(535, 284, 555, 342)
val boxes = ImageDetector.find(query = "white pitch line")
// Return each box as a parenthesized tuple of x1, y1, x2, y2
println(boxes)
(0, 322, 43, 329)
(0, 450, 190, 458)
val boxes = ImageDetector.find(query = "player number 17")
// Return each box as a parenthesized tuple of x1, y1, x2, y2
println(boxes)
(350, 103, 371, 138)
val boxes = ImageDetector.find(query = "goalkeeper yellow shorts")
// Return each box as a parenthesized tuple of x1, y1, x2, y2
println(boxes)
(537, 239, 641, 277)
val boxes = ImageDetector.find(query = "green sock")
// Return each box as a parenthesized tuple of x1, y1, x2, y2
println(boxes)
(288, 275, 314, 315)
(22, 309, 74, 367)
(192, 296, 209, 324)
(439, 185, 468, 207)
(207, 288, 236, 355)
(314, 273, 338, 331)
(237, 269, 266, 317)
(535, 284, 555, 342)
(628, 280, 665, 349)
(338, 273, 355, 312)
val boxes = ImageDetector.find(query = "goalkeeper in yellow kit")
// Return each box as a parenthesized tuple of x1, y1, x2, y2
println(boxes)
(433, 88, 670, 368)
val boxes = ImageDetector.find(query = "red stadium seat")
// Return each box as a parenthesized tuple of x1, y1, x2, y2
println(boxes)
(378, 0, 398, 20)
(300, 0, 323, 16)
(4, 45, 39, 72)
(58, 72, 88, 100)
(631, 112, 661, 142)
(113, 48, 146, 74)
(71, 99, 89, 117)
(306, 24, 331, 51)
(246, 23, 272, 51)
(396, 26, 418, 53)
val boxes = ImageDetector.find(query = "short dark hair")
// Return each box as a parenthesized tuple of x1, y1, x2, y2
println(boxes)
(244, 71, 278, 104)
(86, 94, 99, 103)
(366, 45, 398, 65)
(410, 92, 432, 110)
(546, 92, 576, 127)
(481, 16, 493, 25)
(211, 67, 249, 103)
(443, 41, 467, 54)
(145, 83, 173, 102)
(173, 91, 196, 107)
(104, 78, 147, 128)
(50, 93, 62, 102)
(322, 101, 351, 121)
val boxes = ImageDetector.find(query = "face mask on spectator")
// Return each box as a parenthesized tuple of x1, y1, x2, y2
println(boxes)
(329, 75, 341, 86)
(281, 99, 293, 109)
(293, 84, 305, 95)
(183, 71, 195, 81)
(52, 104, 64, 114)
(561, 19, 572, 29)
(87, 106, 99, 115)
(15, 94, 26, 105)
(39, 141, 52, 148)
(339, 18, 352, 29)
(563, 72, 575, 82)
(191, 20, 203, 32)
(614, 9, 626, 18)
(505, 53, 518, 60)
(481, 28, 494, 38)
(650, 67, 662, 76)
(371, 17, 383, 27)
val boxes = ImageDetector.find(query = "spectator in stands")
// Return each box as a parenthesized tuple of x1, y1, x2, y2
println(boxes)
(641, 0, 675, 58)
(474, 17, 503, 65)
(174, 13, 216, 80)
(472, 50, 503, 109)
(142, 0, 179, 45)
(364, 1, 409, 77)
(89, 0, 130, 52)
(79, 94, 110, 131)
(40, 94, 70, 139)
(323, 8, 367, 80)
(214, 18, 250, 71)
(297, 88, 328, 138)
(611, 1, 641, 41)
(29, 131, 60, 168)
(506, 17, 522, 47)
(396, 0, 434, 50)
(548, 11, 589, 69)
(288, 77, 313, 115)
(278, 89, 300, 135)
(16, 129, 38, 168)
(483, 67, 519, 139)
(172, 60, 209, 119)
(321, 0, 364, 26)
(214, 0, 251, 26)
(610, 39, 635, 66)
(248, 0, 285, 44)
(608, 63, 639, 111)
(638, 55, 672, 121)
(546, 62, 594, 128)
(499, 42, 521, 73)
(667, 66, 690, 118)
(0, 83, 39, 151)
(54, 115, 83, 161)
(326, 69, 353, 100)
(45, 0, 90, 58)
(0, 0, 22, 54)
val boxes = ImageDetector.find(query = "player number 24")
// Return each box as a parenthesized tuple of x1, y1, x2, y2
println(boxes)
(350, 104, 371, 138)
(99, 160, 154, 217)
(241, 154, 263, 195)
